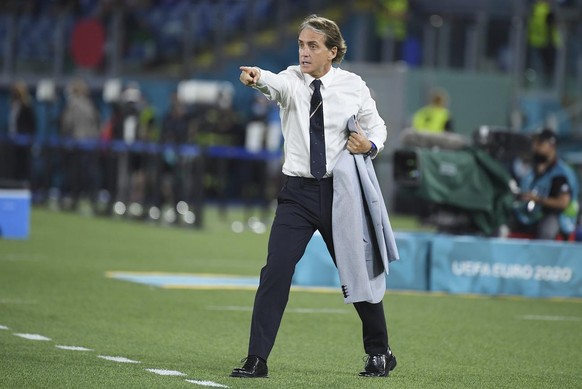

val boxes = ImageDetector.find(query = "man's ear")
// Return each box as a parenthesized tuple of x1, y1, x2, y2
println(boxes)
(329, 47, 338, 61)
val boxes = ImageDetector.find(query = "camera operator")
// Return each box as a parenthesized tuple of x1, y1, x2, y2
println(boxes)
(511, 128, 579, 240)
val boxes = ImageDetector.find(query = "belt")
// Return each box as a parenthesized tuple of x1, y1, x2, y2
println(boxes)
(285, 175, 333, 186)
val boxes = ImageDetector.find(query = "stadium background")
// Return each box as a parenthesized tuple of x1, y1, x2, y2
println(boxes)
(1, 1, 582, 388)
(0, 0, 581, 219)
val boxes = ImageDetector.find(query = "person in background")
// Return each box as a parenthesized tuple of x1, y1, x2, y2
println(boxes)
(231, 14, 398, 379)
(374, 0, 409, 62)
(239, 92, 273, 222)
(512, 128, 579, 240)
(412, 88, 453, 133)
(527, 0, 561, 84)
(6, 81, 37, 182)
(159, 92, 190, 208)
(160, 93, 189, 145)
(62, 78, 101, 141)
(98, 101, 124, 214)
(60, 78, 100, 210)
(115, 83, 160, 212)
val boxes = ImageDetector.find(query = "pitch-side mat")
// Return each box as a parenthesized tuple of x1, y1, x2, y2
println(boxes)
(105, 271, 582, 305)
(106, 271, 340, 294)
(1, 324, 229, 388)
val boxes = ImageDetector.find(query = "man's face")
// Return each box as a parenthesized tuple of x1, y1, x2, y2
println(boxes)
(298, 28, 336, 79)
(532, 139, 555, 163)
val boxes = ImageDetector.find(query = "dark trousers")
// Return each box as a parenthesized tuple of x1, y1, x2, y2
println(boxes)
(248, 175, 389, 360)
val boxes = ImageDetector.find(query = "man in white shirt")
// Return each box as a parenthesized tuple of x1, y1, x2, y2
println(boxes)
(231, 14, 396, 379)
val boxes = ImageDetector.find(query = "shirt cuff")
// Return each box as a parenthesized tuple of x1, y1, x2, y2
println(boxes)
(254, 67, 268, 88)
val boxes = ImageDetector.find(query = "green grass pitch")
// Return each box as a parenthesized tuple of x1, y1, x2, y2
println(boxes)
(1, 208, 581, 388)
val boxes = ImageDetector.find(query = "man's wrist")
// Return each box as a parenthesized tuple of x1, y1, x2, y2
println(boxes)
(252, 67, 263, 86)
(364, 142, 377, 158)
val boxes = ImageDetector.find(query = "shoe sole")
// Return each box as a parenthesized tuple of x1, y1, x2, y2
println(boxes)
(229, 373, 269, 378)
(230, 370, 268, 378)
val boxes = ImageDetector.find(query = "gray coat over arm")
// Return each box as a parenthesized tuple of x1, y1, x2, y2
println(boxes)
(332, 150, 399, 304)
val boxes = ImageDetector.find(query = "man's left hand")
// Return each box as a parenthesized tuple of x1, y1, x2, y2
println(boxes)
(520, 192, 540, 203)
(347, 129, 372, 154)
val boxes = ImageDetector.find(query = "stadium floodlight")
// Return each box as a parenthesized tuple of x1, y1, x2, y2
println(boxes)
(36, 79, 56, 102)
(103, 78, 122, 103)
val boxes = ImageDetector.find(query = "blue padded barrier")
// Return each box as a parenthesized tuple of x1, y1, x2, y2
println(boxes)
(293, 231, 431, 292)
(430, 235, 582, 298)
(0, 189, 31, 239)
(292, 231, 582, 299)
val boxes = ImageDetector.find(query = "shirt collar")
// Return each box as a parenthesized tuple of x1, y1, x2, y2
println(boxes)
(303, 66, 336, 89)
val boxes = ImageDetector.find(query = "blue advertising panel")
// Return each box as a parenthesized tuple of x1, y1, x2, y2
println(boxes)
(293, 231, 340, 288)
(292, 231, 431, 292)
(430, 236, 582, 298)
(388, 232, 431, 291)
(0, 190, 31, 239)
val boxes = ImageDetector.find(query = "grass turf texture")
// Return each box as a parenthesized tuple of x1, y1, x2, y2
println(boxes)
(1, 208, 581, 388)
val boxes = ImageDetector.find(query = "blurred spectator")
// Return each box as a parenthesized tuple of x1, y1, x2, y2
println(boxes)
(62, 78, 100, 140)
(6, 81, 37, 183)
(139, 96, 159, 142)
(191, 90, 240, 146)
(60, 78, 100, 209)
(100, 102, 123, 142)
(98, 101, 124, 213)
(119, 83, 141, 201)
(158, 92, 190, 208)
(527, 0, 561, 84)
(239, 92, 277, 221)
(189, 89, 243, 214)
(511, 129, 579, 240)
(115, 82, 159, 211)
(412, 88, 453, 133)
(373, 0, 409, 62)
(8, 81, 36, 138)
(244, 92, 270, 152)
(160, 92, 189, 144)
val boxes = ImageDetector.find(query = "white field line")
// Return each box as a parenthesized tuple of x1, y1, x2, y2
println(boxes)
(55, 345, 93, 351)
(519, 315, 582, 322)
(13, 333, 51, 341)
(7, 323, 236, 388)
(206, 305, 349, 314)
(185, 379, 229, 388)
(97, 355, 141, 363)
(145, 369, 187, 376)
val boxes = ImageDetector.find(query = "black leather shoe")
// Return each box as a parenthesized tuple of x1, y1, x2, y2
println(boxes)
(358, 352, 397, 377)
(230, 356, 268, 378)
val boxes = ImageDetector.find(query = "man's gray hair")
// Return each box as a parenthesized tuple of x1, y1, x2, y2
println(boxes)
(299, 14, 347, 64)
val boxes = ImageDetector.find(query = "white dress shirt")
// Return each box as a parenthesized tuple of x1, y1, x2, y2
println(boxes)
(255, 65, 387, 178)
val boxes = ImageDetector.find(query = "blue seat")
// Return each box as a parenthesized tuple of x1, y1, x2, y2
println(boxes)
(254, 0, 274, 19)
(224, 1, 247, 33)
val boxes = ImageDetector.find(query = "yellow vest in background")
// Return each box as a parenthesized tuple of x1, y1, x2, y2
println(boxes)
(375, 0, 408, 41)
(528, 1, 560, 48)
(412, 105, 450, 133)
